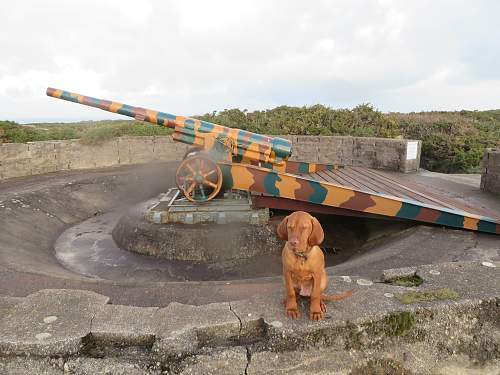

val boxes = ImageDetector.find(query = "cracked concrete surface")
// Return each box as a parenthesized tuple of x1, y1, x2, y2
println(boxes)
(0, 261, 499, 374)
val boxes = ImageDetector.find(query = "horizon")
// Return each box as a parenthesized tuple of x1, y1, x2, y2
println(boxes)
(2, 1, 500, 123)
(13, 104, 500, 125)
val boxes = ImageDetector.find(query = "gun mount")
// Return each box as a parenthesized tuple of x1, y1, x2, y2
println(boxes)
(46, 87, 500, 234)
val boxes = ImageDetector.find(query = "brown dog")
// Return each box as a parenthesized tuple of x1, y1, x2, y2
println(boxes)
(277, 211, 352, 320)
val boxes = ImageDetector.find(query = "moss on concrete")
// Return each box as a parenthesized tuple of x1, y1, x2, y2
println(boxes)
(349, 358, 414, 375)
(384, 311, 416, 336)
(395, 288, 459, 305)
(386, 275, 423, 287)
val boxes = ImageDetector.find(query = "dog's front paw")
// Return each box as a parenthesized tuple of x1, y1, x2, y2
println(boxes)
(320, 300, 327, 313)
(309, 308, 325, 321)
(286, 307, 300, 319)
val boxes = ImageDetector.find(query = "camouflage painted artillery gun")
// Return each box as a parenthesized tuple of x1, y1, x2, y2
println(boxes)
(46, 87, 500, 234)
(46, 87, 334, 203)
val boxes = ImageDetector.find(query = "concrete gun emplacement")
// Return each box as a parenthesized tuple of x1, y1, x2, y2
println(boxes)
(46, 87, 500, 234)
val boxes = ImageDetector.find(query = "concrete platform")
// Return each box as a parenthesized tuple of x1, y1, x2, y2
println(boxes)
(0, 163, 497, 306)
(0, 163, 499, 373)
(0, 261, 498, 374)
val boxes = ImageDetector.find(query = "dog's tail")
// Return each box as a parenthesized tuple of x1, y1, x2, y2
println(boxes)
(321, 290, 354, 302)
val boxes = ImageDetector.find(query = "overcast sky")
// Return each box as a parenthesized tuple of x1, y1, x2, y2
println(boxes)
(1, 0, 499, 123)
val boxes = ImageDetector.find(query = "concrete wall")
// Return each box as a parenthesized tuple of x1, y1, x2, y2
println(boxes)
(481, 148, 500, 194)
(0, 135, 421, 181)
(0, 137, 189, 180)
(283, 135, 421, 173)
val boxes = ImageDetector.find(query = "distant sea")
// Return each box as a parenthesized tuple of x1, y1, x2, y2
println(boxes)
(17, 117, 115, 125)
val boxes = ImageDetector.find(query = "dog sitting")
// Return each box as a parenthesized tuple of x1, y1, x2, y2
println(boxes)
(277, 211, 352, 320)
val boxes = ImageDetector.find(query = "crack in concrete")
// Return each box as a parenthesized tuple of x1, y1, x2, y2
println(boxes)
(229, 302, 252, 375)
(244, 346, 252, 375)
(89, 313, 95, 333)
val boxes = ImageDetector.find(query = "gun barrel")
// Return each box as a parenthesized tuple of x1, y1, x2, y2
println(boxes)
(46, 87, 292, 163)
(46, 87, 180, 129)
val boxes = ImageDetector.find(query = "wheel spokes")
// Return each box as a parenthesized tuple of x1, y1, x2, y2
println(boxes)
(185, 182, 196, 196)
(203, 179, 218, 189)
(178, 175, 194, 183)
(186, 163, 196, 175)
(203, 170, 216, 178)
(176, 155, 222, 202)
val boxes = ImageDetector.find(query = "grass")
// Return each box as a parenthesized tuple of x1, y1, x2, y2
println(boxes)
(394, 288, 459, 305)
(0, 120, 172, 145)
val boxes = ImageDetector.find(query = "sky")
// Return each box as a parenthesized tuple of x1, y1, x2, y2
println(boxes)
(1, 0, 499, 123)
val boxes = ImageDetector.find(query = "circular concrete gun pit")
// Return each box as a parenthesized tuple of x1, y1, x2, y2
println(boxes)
(1, 163, 497, 307)
(56, 196, 405, 282)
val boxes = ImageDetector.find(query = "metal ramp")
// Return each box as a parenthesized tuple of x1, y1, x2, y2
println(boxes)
(220, 162, 500, 235)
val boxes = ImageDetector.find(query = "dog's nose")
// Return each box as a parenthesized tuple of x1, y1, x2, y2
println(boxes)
(289, 238, 299, 246)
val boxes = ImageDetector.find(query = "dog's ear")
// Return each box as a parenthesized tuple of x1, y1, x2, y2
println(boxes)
(276, 216, 288, 240)
(308, 216, 324, 246)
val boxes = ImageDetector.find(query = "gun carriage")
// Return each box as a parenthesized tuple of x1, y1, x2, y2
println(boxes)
(46, 88, 500, 234)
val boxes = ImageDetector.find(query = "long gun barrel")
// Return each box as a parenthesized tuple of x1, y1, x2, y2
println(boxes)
(46, 87, 292, 165)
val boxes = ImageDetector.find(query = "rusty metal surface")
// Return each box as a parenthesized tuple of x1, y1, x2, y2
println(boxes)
(305, 166, 500, 222)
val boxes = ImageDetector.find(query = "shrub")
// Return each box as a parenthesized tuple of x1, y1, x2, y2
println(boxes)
(2, 106, 499, 174)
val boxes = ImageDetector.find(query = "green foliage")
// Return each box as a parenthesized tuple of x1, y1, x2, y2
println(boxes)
(396, 111, 500, 173)
(0, 120, 79, 143)
(79, 121, 171, 145)
(0, 120, 171, 146)
(2, 105, 499, 173)
(197, 104, 399, 138)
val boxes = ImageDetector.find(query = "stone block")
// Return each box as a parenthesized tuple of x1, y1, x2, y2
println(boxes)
(92, 140, 119, 168)
(0, 143, 30, 162)
(27, 142, 58, 176)
(63, 142, 98, 170)
(483, 172, 500, 194)
(0, 289, 109, 357)
(481, 149, 500, 194)
(296, 136, 320, 143)
(127, 137, 155, 164)
(0, 143, 32, 179)
(296, 152, 319, 163)
(53, 140, 74, 171)
(1, 159, 32, 179)
(152, 302, 240, 358)
(116, 137, 131, 165)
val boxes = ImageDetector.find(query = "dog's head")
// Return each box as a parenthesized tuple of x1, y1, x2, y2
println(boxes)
(277, 211, 324, 251)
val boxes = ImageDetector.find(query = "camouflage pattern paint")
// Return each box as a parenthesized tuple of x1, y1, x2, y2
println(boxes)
(46, 87, 500, 235)
(219, 162, 500, 235)
(260, 160, 339, 174)
(46, 88, 292, 165)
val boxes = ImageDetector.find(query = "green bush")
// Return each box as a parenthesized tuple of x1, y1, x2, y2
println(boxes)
(79, 122, 171, 145)
(197, 103, 399, 138)
(2, 106, 499, 174)
(396, 111, 500, 173)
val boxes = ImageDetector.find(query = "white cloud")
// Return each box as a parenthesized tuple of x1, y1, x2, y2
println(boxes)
(0, 0, 499, 122)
